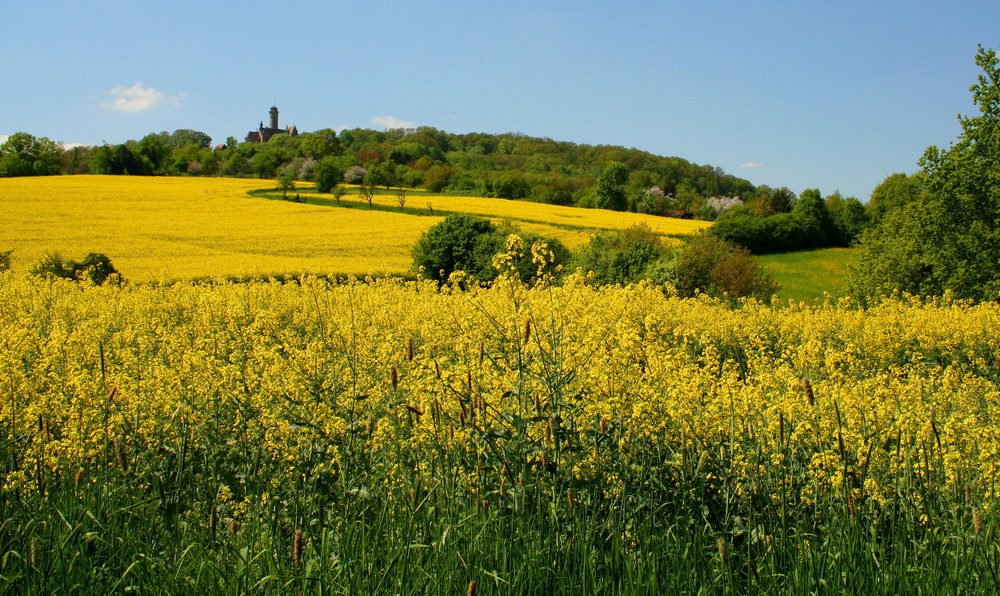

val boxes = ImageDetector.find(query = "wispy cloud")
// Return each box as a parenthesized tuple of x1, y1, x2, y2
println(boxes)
(739, 161, 765, 169)
(371, 115, 416, 130)
(103, 83, 184, 113)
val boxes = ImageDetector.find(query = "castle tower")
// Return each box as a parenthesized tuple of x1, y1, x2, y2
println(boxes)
(269, 106, 279, 130)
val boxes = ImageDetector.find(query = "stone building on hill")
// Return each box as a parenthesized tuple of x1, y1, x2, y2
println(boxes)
(245, 106, 299, 143)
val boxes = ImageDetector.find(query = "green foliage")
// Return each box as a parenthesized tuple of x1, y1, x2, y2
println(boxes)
(710, 212, 820, 253)
(573, 224, 665, 285)
(0, 249, 12, 272)
(791, 188, 835, 247)
(753, 187, 795, 217)
(168, 129, 212, 149)
(711, 188, 863, 254)
(412, 214, 503, 282)
(826, 194, 869, 246)
(298, 128, 342, 159)
(64, 122, 765, 212)
(423, 165, 457, 192)
(492, 172, 531, 200)
(411, 216, 568, 284)
(29, 252, 121, 285)
(851, 46, 1000, 300)
(672, 233, 779, 299)
(76, 252, 122, 285)
(868, 172, 925, 223)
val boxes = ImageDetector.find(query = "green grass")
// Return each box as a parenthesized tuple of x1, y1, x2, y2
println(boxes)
(758, 247, 858, 302)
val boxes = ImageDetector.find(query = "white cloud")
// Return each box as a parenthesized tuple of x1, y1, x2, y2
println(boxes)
(103, 83, 184, 113)
(0, 135, 8, 145)
(739, 161, 765, 169)
(371, 115, 416, 130)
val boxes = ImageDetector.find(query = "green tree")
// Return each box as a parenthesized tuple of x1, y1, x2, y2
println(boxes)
(594, 162, 629, 211)
(493, 173, 530, 200)
(30, 252, 121, 285)
(867, 172, 925, 223)
(423, 165, 457, 192)
(0, 132, 63, 177)
(367, 161, 397, 189)
(276, 166, 296, 198)
(826, 193, 869, 246)
(313, 156, 344, 194)
(298, 129, 342, 159)
(754, 187, 794, 217)
(169, 129, 212, 149)
(792, 188, 835, 247)
(850, 46, 1000, 300)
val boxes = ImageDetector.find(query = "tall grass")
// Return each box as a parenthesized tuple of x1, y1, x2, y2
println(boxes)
(2, 270, 999, 593)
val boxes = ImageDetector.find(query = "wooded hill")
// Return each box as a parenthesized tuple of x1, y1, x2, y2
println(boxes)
(43, 126, 761, 215)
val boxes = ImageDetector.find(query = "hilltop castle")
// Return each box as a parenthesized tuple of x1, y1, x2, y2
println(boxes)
(245, 106, 299, 143)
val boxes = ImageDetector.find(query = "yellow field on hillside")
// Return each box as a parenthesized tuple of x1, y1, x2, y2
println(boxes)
(306, 185, 710, 247)
(0, 175, 710, 281)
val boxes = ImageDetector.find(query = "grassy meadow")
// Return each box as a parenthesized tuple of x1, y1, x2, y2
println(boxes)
(758, 248, 858, 302)
(0, 175, 709, 282)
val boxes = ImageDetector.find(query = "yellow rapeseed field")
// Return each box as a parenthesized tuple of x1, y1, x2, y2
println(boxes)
(313, 185, 710, 248)
(0, 176, 426, 280)
(3, 269, 999, 514)
(0, 176, 710, 281)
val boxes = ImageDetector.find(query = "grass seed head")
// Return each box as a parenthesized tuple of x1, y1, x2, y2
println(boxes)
(29, 537, 40, 569)
(716, 537, 728, 564)
(802, 378, 815, 406)
(292, 529, 303, 567)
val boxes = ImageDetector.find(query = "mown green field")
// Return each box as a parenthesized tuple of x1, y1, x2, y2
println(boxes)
(759, 247, 858, 302)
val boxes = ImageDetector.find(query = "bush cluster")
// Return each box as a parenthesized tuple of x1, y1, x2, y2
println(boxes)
(414, 217, 779, 300)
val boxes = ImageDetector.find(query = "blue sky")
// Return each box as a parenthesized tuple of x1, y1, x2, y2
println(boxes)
(3, 0, 997, 200)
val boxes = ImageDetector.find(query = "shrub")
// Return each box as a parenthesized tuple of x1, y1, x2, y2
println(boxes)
(30, 251, 122, 285)
(710, 212, 821, 253)
(343, 165, 368, 184)
(412, 214, 503, 282)
(673, 233, 778, 299)
(573, 224, 664, 285)
(30, 251, 77, 281)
